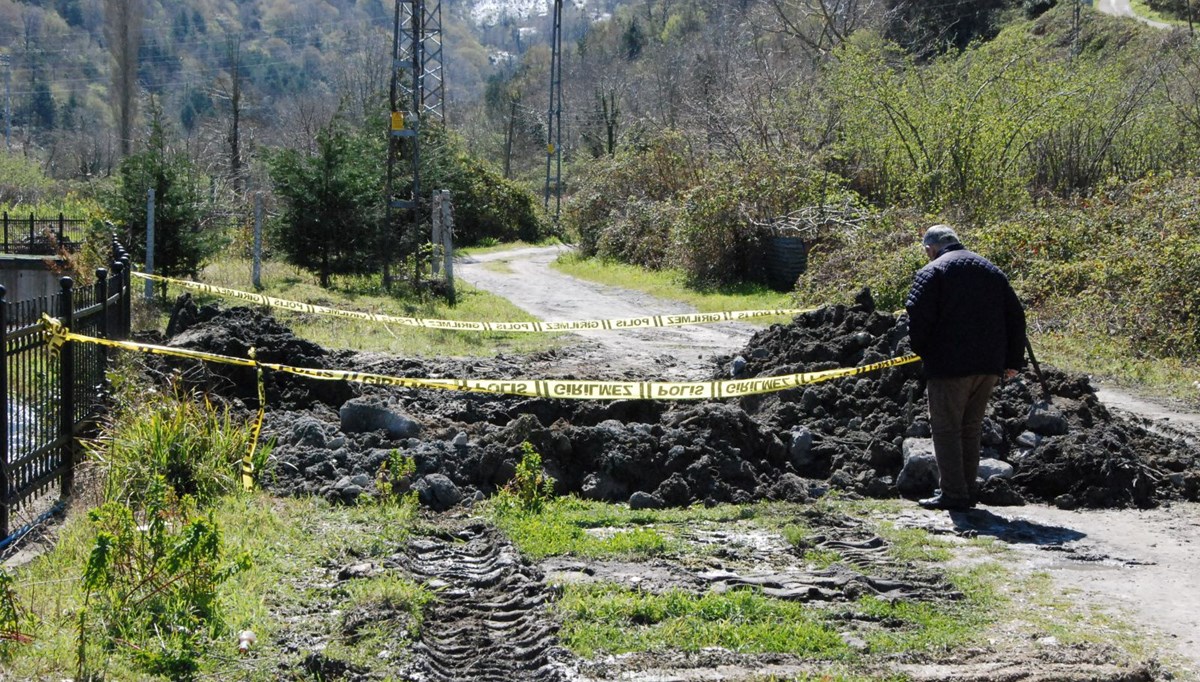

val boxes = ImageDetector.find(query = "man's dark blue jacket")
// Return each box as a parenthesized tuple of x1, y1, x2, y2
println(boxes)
(905, 244, 1027, 378)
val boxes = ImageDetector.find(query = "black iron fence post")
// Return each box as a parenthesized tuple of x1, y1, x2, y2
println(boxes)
(58, 277, 75, 496)
(96, 268, 108, 377)
(27, 213, 34, 254)
(57, 213, 64, 246)
(2, 212, 8, 252)
(0, 284, 9, 539)
(121, 255, 131, 338)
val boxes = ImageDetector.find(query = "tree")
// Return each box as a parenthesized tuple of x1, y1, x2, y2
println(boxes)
(420, 124, 548, 246)
(105, 105, 219, 294)
(268, 119, 384, 287)
(104, 0, 142, 158)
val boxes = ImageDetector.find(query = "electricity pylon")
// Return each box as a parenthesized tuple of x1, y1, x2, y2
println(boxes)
(386, 0, 445, 286)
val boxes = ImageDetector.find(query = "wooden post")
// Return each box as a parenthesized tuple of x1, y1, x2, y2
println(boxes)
(441, 190, 455, 305)
(252, 192, 263, 290)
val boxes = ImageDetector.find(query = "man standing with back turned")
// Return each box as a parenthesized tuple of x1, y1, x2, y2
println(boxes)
(905, 225, 1027, 511)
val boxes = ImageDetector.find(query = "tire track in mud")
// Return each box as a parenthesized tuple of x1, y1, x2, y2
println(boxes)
(396, 523, 575, 682)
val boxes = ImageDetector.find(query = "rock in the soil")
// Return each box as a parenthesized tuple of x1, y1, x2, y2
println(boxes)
(340, 397, 421, 438)
(414, 474, 463, 511)
(897, 438, 939, 498)
(629, 491, 666, 510)
(788, 426, 814, 468)
(1026, 401, 1069, 435)
(978, 458, 1014, 482)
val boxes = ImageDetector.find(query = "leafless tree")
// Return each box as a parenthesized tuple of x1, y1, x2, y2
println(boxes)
(766, 0, 879, 57)
(103, 0, 142, 158)
(212, 37, 246, 191)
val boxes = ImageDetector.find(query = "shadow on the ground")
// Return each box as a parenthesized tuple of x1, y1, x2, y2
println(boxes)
(948, 508, 1086, 545)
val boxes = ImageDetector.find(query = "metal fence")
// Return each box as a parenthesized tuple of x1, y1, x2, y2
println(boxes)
(1, 238, 132, 538)
(1, 212, 90, 255)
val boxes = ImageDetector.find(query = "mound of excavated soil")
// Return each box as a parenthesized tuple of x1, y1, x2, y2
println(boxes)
(162, 293, 1200, 510)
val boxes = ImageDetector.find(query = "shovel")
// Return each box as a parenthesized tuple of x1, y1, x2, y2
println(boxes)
(1025, 338, 1052, 404)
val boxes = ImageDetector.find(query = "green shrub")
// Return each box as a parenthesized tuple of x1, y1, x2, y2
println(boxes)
(796, 212, 928, 312)
(77, 479, 249, 680)
(0, 571, 32, 658)
(90, 381, 258, 508)
(421, 124, 549, 245)
(494, 442, 556, 514)
(976, 173, 1200, 358)
(567, 133, 860, 286)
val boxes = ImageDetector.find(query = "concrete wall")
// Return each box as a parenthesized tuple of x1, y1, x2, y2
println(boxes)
(0, 256, 68, 302)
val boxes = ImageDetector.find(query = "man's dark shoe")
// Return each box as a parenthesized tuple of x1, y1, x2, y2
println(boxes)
(918, 492, 973, 511)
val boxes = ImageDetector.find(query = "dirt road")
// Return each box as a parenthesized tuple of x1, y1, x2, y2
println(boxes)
(458, 245, 1200, 678)
(1096, 0, 1172, 28)
(457, 245, 757, 379)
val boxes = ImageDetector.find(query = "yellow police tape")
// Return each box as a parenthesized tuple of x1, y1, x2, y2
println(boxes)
(133, 272, 814, 332)
(42, 314, 918, 401)
(41, 314, 921, 487)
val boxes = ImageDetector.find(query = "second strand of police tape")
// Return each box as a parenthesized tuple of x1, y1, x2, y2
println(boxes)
(133, 271, 815, 332)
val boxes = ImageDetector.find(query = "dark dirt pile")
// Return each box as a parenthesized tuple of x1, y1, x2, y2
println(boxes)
(161, 293, 1200, 511)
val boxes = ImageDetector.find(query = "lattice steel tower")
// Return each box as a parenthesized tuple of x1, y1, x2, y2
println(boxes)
(387, 0, 445, 284)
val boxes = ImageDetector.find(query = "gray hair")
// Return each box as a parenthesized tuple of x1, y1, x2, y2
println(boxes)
(922, 224, 960, 248)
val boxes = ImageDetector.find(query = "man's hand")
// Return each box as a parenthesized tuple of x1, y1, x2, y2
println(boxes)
(1004, 369, 1019, 381)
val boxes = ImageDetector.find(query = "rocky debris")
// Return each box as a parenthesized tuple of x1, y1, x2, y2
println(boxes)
(163, 293, 1200, 511)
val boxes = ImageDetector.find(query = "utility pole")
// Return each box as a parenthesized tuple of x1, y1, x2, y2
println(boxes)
(1071, 0, 1082, 60)
(386, 0, 445, 288)
(543, 0, 564, 224)
(3, 53, 10, 151)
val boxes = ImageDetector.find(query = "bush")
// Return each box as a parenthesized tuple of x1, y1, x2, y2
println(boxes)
(103, 108, 223, 291)
(421, 125, 549, 245)
(565, 130, 696, 266)
(268, 118, 385, 287)
(796, 211, 928, 312)
(77, 480, 249, 679)
(975, 173, 1200, 359)
(566, 132, 860, 286)
(89, 379, 258, 508)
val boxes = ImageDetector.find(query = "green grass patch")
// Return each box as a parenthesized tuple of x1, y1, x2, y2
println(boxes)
(487, 496, 768, 560)
(481, 259, 515, 274)
(860, 562, 1004, 654)
(0, 490, 423, 679)
(194, 257, 564, 357)
(557, 584, 848, 658)
(457, 236, 564, 257)
(1033, 329, 1200, 405)
(552, 252, 800, 321)
(1127, 0, 1188, 24)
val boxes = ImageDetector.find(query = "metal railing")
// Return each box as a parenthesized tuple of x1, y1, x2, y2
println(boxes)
(1, 212, 90, 255)
(1, 238, 132, 538)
